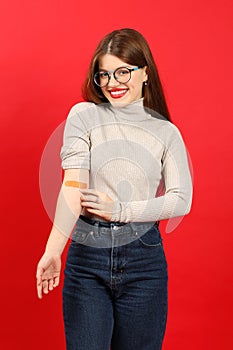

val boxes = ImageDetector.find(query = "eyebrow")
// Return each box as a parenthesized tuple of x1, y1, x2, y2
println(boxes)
(98, 66, 132, 71)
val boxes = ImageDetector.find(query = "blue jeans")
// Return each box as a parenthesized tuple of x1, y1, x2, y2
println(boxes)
(63, 219, 168, 350)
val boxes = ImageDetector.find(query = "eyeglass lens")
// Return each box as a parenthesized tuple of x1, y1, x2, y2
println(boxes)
(94, 67, 131, 87)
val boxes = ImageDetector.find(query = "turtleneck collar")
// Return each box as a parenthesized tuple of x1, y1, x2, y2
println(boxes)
(106, 98, 151, 122)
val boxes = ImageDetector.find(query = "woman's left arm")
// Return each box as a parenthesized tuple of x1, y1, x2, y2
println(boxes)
(81, 126, 193, 223)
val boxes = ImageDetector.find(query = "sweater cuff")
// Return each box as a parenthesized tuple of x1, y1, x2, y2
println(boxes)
(111, 201, 122, 222)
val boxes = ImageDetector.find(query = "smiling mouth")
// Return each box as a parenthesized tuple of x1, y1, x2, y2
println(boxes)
(108, 89, 128, 99)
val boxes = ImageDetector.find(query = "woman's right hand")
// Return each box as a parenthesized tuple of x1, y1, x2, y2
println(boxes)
(36, 253, 62, 299)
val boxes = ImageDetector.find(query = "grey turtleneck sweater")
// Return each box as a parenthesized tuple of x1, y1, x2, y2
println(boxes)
(60, 99, 193, 223)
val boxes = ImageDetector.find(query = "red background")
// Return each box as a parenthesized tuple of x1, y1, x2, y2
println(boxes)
(0, 0, 233, 349)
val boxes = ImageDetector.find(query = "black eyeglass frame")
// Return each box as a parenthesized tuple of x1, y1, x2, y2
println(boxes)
(94, 66, 144, 87)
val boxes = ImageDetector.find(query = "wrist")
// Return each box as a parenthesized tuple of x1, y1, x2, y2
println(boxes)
(44, 246, 62, 257)
(111, 201, 122, 222)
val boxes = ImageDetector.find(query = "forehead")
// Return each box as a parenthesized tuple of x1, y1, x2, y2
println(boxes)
(98, 54, 132, 70)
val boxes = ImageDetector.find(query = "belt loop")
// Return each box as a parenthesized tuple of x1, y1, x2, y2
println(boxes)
(94, 222, 100, 237)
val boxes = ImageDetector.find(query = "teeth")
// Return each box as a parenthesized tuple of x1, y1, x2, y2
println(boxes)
(110, 90, 127, 96)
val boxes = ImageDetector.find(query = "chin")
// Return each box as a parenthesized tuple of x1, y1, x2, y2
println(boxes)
(110, 100, 130, 108)
(108, 95, 133, 107)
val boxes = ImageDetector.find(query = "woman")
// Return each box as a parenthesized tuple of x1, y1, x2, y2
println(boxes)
(36, 28, 192, 350)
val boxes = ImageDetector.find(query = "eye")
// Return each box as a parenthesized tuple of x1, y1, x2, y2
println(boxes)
(116, 68, 130, 76)
(99, 71, 109, 79)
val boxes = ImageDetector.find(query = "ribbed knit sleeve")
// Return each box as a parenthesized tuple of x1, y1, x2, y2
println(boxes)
(111, 125, 193, 223)
(60, 103, 91, 170)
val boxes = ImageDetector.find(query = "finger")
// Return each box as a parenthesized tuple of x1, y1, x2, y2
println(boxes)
(42, 280, 49, 294)
(37, 281, 43, 299)
(79, 189, 99, 196)
(36, 267, 44, 285)
(53, 276, 60, 287)
(86, 208, 104, 216)
(81, 201, 101, 209)
(36, 266, 43, 299)
(86, 208, 111, 220)
(48, 279, 54, 291)
(81, 194, 99, 203)
(83, 203, 112, 214)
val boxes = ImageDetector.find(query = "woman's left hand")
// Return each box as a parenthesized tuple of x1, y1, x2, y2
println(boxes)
(80, 189, 114, 221)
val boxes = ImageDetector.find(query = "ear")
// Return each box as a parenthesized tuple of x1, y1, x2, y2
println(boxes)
(142, 66, 148, 83)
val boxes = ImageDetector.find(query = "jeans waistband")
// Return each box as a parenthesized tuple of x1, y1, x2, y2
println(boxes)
(73, 216, 159, 248)
(80, 215, 126, 228)
(79, 215, 159, 229)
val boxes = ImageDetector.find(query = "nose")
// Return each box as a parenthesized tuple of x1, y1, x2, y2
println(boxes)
(107, 73, 120, 87)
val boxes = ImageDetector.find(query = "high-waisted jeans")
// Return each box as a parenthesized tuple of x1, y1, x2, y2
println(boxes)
(63, 218, 168, 350)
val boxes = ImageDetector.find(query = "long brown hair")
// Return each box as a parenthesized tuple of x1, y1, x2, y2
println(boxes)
(82, 28, 171, 121)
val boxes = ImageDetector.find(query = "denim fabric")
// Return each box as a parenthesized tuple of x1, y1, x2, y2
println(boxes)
(72, 216, 156, 248)
(63, 221, 168, 350)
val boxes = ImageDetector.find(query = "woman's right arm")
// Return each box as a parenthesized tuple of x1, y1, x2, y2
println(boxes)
(36, 168, 89, 299)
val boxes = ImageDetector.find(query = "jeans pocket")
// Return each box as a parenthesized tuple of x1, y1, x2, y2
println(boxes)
(71, 230, 94, 246)
(139, 225, 162, 248)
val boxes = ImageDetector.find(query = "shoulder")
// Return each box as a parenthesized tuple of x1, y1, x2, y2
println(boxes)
(158, 122, 188, 154)
(67, 101, 96, 118)
(146, 112, 186, 149)
(148, 112, 183, 137)
(65, 101, 99, 130)
(162, 121, 183, 138)
(65, 101, 111, 132)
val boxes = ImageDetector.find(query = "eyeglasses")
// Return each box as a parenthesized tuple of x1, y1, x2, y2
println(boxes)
(94, 66, 143, 88)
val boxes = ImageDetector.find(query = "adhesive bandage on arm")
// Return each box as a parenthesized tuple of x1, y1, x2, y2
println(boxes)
(64, 181, 88, 189)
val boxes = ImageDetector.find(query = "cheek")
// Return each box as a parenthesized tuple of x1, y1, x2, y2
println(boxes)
(130, 80, 143, 95)
(101, 88, 108, 98)
(130, 77, 143, 89)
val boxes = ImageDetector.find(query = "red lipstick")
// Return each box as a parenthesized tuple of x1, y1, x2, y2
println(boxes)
(108, 88, 128, 99)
